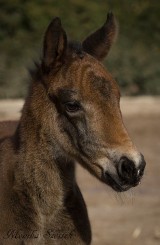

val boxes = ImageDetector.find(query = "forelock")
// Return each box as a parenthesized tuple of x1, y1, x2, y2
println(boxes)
(68, 41, 85, 59)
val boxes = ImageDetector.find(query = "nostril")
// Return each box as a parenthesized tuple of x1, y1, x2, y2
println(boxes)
(137, 166, 144, 178)
(118, 157, 137, 181)
(138, 154, 146, 177)
(140, 154, 146, 170)
(117, 154, 146, 187)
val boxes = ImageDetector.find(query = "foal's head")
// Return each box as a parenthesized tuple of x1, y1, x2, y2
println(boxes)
(32, 13, 145, 192)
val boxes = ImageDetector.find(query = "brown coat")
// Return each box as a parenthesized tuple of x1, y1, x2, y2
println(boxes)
(0, 13, 145, 245)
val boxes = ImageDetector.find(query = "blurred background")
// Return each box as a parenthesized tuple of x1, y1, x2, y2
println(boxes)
(0, 0, 160, 97)
(0, 1, 160, 245)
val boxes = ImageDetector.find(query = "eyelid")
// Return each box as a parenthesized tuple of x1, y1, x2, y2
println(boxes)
(57, 89, 78, 103)
(64, 101, 83, 114)
(62, 100, 80, 105)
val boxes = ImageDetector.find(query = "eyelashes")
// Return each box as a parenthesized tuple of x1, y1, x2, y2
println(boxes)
(64, 101, 81, 113)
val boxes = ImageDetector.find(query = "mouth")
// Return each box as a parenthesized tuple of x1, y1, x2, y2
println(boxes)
(78, 156, 143, 192)
(103, 172, 138, 192)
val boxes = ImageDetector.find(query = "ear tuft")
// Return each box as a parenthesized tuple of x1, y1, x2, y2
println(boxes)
(52, 17, 61, 26)
(82, 12, 117, 61)
(106, 11, 114, 23)
(42, 17, 67, 72)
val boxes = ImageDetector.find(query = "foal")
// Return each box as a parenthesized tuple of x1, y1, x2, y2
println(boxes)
(0, 13, 146, 245)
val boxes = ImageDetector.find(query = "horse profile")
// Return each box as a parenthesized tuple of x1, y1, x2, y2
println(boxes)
(0, 13, 146, 245)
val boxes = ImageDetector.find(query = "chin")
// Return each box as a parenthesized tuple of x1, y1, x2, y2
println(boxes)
(102, 172, 140, 192)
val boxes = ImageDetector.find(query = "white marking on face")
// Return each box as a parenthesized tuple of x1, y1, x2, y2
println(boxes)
(127, 151, 142, 167)
(97, 157, 117, 175)
(96, 147, 142, 176)
(106, 146, 142, 168)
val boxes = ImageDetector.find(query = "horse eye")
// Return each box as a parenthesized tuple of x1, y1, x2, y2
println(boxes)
(64, 101, 81, 113)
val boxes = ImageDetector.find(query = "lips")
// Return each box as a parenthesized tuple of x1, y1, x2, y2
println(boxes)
(103, 172, 136, 192)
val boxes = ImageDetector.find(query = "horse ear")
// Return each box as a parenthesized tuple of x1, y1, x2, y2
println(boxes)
(42, 17, 67, 71)
(82, 12, 117, 61)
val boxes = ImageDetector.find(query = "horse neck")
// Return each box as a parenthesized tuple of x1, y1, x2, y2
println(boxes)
(13, 86, 76, 213)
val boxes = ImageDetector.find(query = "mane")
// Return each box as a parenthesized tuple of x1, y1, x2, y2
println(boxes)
(68, 41, 85, 59)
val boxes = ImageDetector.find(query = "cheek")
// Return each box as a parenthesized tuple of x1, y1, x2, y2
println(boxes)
(85, 106, 106, 140)
(59, 115, 89, 156)
(64, 116, 97, 157)
(46, 113, 75, 155)
(85, 104, 125, 146)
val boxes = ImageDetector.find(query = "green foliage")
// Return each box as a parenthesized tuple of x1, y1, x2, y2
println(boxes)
(0, 0, 160, 98)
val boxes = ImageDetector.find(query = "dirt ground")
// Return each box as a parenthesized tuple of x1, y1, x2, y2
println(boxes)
(0, 97, 160, 245)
